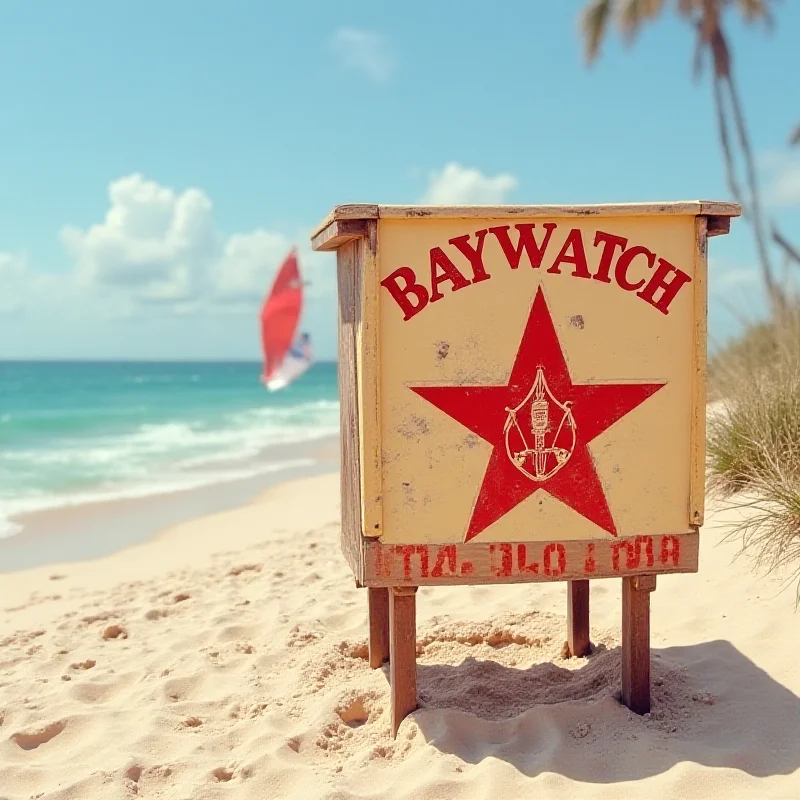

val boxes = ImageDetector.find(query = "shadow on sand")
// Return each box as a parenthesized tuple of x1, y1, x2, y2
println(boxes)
(406, 640, 800, 783)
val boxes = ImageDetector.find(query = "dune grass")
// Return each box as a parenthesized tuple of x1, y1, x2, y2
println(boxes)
(707, 303, 800, 603)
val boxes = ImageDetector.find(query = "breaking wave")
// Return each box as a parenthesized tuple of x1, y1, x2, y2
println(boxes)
(0, 384, 340, 539)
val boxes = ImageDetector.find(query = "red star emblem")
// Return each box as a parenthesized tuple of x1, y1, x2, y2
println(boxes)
(411, 287, 666, 542)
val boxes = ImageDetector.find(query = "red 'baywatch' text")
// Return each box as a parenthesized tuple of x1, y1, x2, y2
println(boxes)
(380, 224, 692, 320)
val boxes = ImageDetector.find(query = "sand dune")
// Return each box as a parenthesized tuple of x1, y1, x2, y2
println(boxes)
(1, 473, 799, 799)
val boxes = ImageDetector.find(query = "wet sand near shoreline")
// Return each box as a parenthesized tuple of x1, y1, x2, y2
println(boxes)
(0, 435, 338, 574)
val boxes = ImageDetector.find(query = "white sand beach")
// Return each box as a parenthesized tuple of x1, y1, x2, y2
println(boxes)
(1, 471, 799, 799)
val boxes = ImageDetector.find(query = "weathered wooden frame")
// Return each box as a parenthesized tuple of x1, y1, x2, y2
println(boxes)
(313, 202, 736, 586)
(312, 201, 740, 735)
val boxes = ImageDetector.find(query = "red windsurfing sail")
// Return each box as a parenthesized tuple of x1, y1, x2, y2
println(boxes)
(260, 249, 303, 384)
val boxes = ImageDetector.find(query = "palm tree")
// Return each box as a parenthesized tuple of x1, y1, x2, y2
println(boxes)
(579, 0, 785, 313)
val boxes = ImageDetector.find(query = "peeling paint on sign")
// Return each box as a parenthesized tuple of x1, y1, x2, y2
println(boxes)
(378, 215, 701, 547)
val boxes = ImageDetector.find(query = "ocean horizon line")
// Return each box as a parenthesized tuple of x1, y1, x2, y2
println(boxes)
(0, 358, 339, 365)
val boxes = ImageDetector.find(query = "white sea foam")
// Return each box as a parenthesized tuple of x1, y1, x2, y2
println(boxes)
(1, 401, 340, 472)
(0, 518, 22, 538)
(0, 397, 340, 540)
(0, 457, 318, 540)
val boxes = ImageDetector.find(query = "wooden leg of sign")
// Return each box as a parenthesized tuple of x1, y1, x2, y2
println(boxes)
(621, 574, 656, 715)
(368, 588, 390, 669)
(565, 579, 591, 658)
(389, 586, 418, 738)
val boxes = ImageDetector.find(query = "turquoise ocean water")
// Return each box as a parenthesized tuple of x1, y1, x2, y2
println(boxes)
(0, 361, 339, 538)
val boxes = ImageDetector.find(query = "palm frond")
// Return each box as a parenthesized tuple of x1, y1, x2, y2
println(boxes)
(580, 0, 614, 63)
(736, 0, 777, 27)
(618, 0, 666, 41)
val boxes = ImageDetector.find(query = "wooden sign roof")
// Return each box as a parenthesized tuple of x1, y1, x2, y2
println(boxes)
(312, 201, 740, 587)
(312, 201, 740, 249)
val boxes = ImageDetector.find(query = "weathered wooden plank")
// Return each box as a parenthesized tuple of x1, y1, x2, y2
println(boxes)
(311, 202, 741, 237)
(358, 220, 383, 538)
(311, 218, 368, 252)
(698, 201, 741, 217)
(363, 533, 696, 587)
(368, 587, 390, 669)
(621, 574, 656, 715)
(389, 586, 418, 737)
(565, 580, 591, 658)
(690, 215, 708, 528)
(377, 201, 741, 220)
(311, 205, 380, 240)
(336, 239, 365, 583)
(706, 214, 731, 237)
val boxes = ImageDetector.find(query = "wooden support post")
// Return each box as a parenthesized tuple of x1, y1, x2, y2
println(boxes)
(368, 587, 390, 669)
(621, 574, 656, 715)
(565, 579, 591, 658)
(389, 586, 418, 738)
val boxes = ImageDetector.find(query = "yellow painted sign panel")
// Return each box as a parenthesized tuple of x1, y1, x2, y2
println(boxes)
(379, 215, 700, 544)
(312, 203, 739, 586)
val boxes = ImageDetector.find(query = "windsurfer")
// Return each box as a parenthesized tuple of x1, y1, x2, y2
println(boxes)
(289, 332, 312, 361)
(260, 250, 313, 391)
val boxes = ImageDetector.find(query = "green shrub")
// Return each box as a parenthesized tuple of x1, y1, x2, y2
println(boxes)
(706, 301, 800, 603)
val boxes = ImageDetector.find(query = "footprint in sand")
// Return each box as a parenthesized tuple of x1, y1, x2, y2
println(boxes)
(228, 563, 262, 577)
(102, 625, 127, 640)
(339, 641, 368, 661)
(163, 674, 204, 702)
(212, 767, 234, 782)
(12, 720, 66, 751)
(125, 765, 142, 783)
(336, 697, 370, 728)
(82, 612, 116, 625)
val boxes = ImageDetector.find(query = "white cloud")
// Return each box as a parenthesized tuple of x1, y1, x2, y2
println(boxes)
(330, 27, 395, 83)
(0, 173, 341, 359)
(61, 174, 216, 303)
(708, 256, 759, 295)
(212, 230, 295, 300)
(420, 162, 518, 204)
(761, 150, 800, 207)
(0, 253, 29, 314)
(0, 253, 82, 318)
(58, 173, 334, 313)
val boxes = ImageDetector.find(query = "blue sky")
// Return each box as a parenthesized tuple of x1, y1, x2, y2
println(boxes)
(0, 0, 797, 361)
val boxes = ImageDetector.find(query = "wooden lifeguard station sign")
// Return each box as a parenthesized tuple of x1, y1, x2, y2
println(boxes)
(311, 201, 739, 735)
